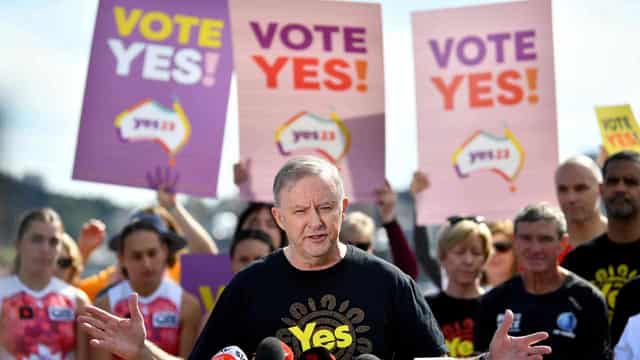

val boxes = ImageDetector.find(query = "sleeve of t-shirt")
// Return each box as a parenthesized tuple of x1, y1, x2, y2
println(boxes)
(390, 274, 447, 359)
(413, 225, 442, 289)
(188, 276, 249, 359)
(384, 220, 418, 280)
(611, 278, 640, 347)
(576, 290, 612, 360)
(474, 294, 499, 353)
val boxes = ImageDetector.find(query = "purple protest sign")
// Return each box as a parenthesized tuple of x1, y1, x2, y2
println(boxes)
(73, 0, 233, 196)
(180, 254, 233, 312)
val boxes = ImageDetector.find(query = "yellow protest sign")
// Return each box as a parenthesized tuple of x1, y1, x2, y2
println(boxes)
(595, 105, 640, 153)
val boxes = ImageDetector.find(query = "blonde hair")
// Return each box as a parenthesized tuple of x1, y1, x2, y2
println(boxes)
(59, 232, 84, 283)
(482, 219, 518, 286)
(341, 211, 375, 244)
(488, 220, 514, 239)
(437, 220, 493, 262)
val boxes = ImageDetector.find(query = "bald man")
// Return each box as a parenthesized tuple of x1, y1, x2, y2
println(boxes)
(555, 155, 607, 251)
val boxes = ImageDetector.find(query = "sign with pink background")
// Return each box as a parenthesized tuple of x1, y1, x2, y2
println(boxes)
(73, 0, 233, 197)
(230, 0, 385, 202)
(412, 0, 558, 224)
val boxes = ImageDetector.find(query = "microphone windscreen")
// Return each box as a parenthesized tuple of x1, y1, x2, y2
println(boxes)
(212, 345, 249, 360)
(353, 354, 381, 360)
(298, 347, 336, 360)
(255, 337, 294, 360)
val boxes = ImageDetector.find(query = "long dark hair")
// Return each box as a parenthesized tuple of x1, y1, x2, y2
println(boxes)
(234, 202, 287, 247)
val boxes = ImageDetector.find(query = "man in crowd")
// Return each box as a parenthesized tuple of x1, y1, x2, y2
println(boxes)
(475, 203, 611, 359)
(563, 150, 640, 322)
(555, 155, 607, 260)
(80, 156, 552, 360)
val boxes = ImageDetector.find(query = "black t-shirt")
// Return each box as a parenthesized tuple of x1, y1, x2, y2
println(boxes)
(610, 276, 640, 346)
(562, 233, 640, 322)
(474, 273, 611, 360)
(189, 246, 447, 360)
(426, 292, 479, 357)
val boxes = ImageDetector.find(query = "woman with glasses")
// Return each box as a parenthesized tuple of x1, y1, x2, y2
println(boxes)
(482, 220, 518, 288)
(54, 232, 85, 285)
(426, 217, 493, 357)
(0, 208, 89, 359)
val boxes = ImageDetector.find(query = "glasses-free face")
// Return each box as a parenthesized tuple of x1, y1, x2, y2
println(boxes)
(441, 233, 486, 287)
(18, 220, 62, 275)
(272, 175, 348, 265)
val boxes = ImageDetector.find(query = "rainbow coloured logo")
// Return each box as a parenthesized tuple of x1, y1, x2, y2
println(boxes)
(275, 110, 351, 164)
(114, 98, 191, 166)
(452, 128, 525, 191)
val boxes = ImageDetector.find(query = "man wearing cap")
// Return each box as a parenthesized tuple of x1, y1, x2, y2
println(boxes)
(91, 216, 202, 360)
(76, 185, 218, 301)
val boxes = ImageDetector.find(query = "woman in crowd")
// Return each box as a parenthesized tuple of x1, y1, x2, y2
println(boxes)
(230, 229, 275, 274)
(92, 218, 201, 359)
(54, 232, 85, 285)
(482, 220, 517, 288)
(234, 202, 287, 249)
(426, 216, 493, 357)
(77, 186, 218, 301)
(0, 208, 89, 359)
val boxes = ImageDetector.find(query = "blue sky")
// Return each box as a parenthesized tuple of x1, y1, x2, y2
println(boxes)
(1, 0, 639, 207)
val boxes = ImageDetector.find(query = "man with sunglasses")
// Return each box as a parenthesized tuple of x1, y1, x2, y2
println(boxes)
(475, 203, 611, 359)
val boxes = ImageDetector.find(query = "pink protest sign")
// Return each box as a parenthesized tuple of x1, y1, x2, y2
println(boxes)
(73, 0, 233, 196)
(412, 0, 558, 224)
(230, 0, 385, 202)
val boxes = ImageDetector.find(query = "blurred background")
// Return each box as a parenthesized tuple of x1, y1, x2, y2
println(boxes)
(1, 0, 639, 281)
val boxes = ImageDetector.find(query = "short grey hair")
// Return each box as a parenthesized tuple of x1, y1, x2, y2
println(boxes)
(514, 202, 567, 239)
(272, 156, 344, 207)
(556, 155, 603, 183)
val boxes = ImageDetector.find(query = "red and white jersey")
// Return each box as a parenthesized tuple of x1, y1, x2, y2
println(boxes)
(0, 275, 79, 360)
(108, 278, 183, 356)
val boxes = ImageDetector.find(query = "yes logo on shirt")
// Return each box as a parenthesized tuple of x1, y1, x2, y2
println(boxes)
(276, 294, 372, 360)
(48, 306, 75, 321)
(152, 311, 179, 328)
(593, 264, 638, 321)
(442, 318, 474, 357)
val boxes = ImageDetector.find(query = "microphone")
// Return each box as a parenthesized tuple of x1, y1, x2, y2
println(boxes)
(212, 345, 249, 360)
(353, 355, 381, 360)
(298, 347, 336, 360)
(255, 337, 294, 360)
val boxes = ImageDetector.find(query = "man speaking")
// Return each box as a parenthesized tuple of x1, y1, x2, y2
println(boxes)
(80, 156, 551, 360)
(189, 156, 548, 360)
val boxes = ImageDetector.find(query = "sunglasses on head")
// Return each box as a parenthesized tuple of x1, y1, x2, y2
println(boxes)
(352, 242, 372, 252)
(57, 257, 73, 269)
(447, 215, 486, 226)
(493, 241, 513, 253)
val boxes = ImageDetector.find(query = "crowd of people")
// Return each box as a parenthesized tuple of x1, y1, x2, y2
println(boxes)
(1, 150, 640, 359)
